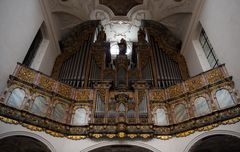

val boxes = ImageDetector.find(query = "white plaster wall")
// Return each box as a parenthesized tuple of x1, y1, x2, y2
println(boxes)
(0, 0, 60, 92)
(0, 121, 240, 152)
(199, 0, 240, 91)
(183, 0, 240, 91)
(0, 0, 43, 91)
(181, 0, 209, 77)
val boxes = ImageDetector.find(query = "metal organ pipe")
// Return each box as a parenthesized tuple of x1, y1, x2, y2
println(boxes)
(149, 36, 183, 88)
(58, 33, 94, 88)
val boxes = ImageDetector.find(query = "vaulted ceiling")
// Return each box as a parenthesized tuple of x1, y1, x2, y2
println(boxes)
(48, 0, 197, 42)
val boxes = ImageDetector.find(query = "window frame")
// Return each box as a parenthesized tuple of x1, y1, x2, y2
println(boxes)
(199, 28, 219, 68)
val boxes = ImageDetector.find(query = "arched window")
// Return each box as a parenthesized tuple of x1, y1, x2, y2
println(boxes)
(72, 108, 87, 125)
(31, 96, 48, 116)
(216, 89, 235, 109)
(194, 97, 210, 116)
(52, 103, 67, 123)
(174, 104, 188, 123)
(155, 108, 168, 126)
(6, 88, 25, 108)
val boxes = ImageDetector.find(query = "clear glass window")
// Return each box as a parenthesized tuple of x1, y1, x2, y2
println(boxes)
(199, 28, 219, 68)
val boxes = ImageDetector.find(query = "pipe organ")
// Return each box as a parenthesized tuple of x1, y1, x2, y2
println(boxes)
(53, 20, 189, 89)
(50, 20, 189, 127)
(1, 20, 239, 140)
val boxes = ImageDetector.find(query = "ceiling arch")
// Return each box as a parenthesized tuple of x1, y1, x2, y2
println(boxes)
(48, 0, 197, 41)
(99, 0, 144, 16)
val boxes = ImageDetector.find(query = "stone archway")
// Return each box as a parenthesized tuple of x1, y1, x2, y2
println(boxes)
(81, 141, 162, 152)
(184, 130, 240, 152)
(89, 144, 153, 152)
(0, 131, 56, 152)
(0, 135, 52, 152)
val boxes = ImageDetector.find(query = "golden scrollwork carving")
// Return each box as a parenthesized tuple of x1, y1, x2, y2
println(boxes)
(58, 83, 72, 99)
(106, 134, 116, 138)
(128, 134, 137, 139)
(16, 67, 36, 83)
(67, 135, 86, 140)
(22, 123, 44, 131)
(75, 90, 91, 101)
(150, 90, 166, 101)
(206, 68, 225, 84)
(157, 135, 172, 140)
(168, 84, 184, 98)
(92, 134, 103, 139)
(38, 75, 56, 92)
(176, 130, 195, 137)
(46, 130, 64, 137)
(185, 76, 205, 92)
(0, 116, 18, 124)
(140, 134, 151, 139)
(118, 132, 126, 138)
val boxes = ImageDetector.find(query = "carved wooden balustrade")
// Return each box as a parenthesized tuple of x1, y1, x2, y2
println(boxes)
(0, 63, 239, 140)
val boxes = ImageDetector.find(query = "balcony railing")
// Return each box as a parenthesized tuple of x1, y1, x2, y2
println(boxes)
(0, 63, 239, 139)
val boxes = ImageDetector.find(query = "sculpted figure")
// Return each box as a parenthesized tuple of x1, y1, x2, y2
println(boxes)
(138, 28, 146, 42)
(97, 25, 106, 42)
(118, 38, 127, 55)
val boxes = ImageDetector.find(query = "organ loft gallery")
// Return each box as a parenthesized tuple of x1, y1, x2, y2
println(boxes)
(0, 0, 240, 152)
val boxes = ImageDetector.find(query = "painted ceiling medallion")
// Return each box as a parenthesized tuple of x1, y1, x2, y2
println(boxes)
(99, 0, 143, 16)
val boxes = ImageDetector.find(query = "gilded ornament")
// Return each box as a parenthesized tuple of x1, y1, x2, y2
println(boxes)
(118, 132, 126, 138)
(185, 76, 205, 92)
(128, 134, 137, 139)
(0, 116, 18, 124)
(157, 135, 172, 140)
(46, 130, 64, 137)
(168, 84, 184, 98)
(22, 123, 43, 131)
(92, 134, 103, 139)
(16, 67, 36, 83)
(38, 76, 56, 92)
(75, 90, 90, 101)
(58, 83, 72, 99)
(106, 134, 116, 138)
(140, 134, 151, 139)
(67, 135, 86, 140)
(206, 68, 224, 84)
(151, 90, 165, 101)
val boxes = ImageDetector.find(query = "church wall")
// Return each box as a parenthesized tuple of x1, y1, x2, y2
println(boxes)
(0, 0, 43, 91)
(199, 0, 240, 91)
(183, 0, 240, 91)
(0, 121, 240, 152)
(181, 0, 209, 78)
(0, 0, 60, 92)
